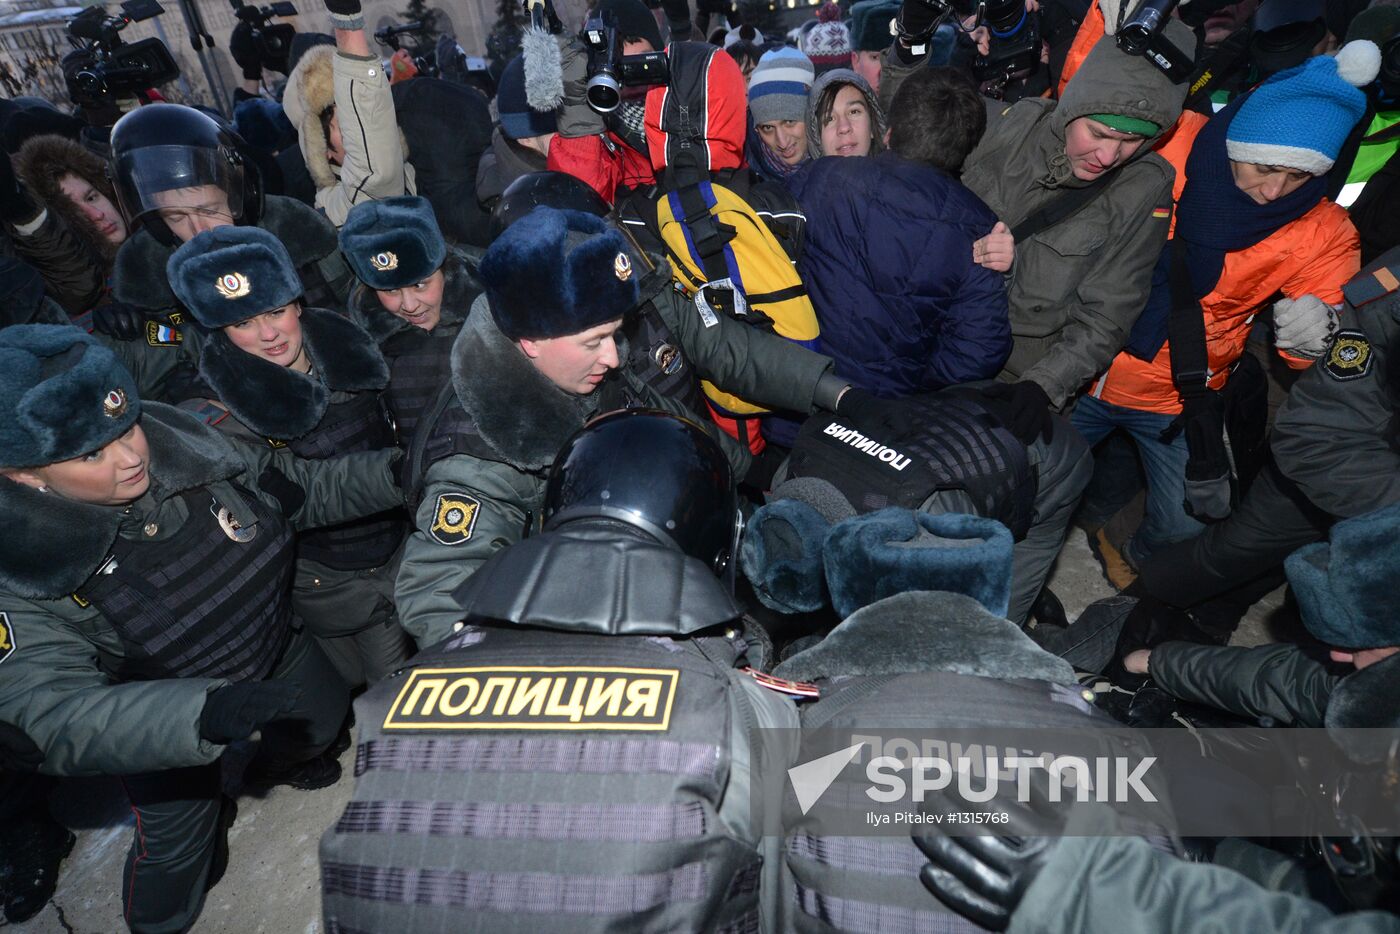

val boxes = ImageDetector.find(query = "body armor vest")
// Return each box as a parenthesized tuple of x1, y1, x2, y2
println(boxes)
(625, 300, 707, 416)
(785, 394, 1037, 540)
(77, 482, 295, 683)
(286, 391, 406, 570)
(320, 623, 794, 934)
(785, 671, 1130, 934)
(381, 320, 462, 445)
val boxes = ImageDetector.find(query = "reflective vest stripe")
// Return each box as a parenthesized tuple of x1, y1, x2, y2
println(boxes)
(334, 800, 709, 842)
(354, 736, 721, 780)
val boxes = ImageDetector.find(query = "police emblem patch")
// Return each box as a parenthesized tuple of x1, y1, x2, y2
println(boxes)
(214, 272, 251, 299)
(0, 612, 14, 665)
(652, 342, 682, 375)
(1324, 330, 1373, 381)
(370, 251, 399, 272)
(103, 388, 128, 418)
(430, 493, 480, 545)
(613, 252, 632, 282)
(211, 500, 258, 542)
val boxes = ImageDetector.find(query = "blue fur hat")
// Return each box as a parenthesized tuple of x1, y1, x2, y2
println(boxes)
(0, 325, 141, 468)
(167, 226, 303, 329)
(480, 206, 639, 341)
(823, 509, 1015, 619)
(1286, 501, 1400, 649)
(339, 196, 448, 291)
(741, 498, 832, 614)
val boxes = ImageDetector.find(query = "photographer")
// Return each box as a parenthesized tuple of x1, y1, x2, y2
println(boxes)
(880, 10, 1192, 431)
(282, 0, 414, 226)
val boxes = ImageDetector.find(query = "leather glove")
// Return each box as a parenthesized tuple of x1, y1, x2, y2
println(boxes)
(835, 386, 923, 439)
(324, 0, 364, 31)
(199, 680, 303, 744)
(1273, 294, 1340, 360)
(0, 151, 39, 226)
(91, 302, 151, 342)
(913, 777, 1060, 932)
(0, 720, 45, 772)
(229, 22, 264, 81)
(975, 381, 1054, 446)
(896, 0, 944, 43)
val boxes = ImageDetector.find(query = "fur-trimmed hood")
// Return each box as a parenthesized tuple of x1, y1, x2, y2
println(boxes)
(197, 305, 389, 439)
(13, 133, 119, 265)
(112, 195, 341, 311)
(283, 44, 412, 193)
(0, 403, 246, 599)
(773, 590, 1077, 685)
(450, 293, 619, 471)
(350, 248, 483, 345)
(1326, 651, 1400, 764)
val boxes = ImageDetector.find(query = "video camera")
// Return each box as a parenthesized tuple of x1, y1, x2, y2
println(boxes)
(967, 0, 1042, 92)
(230, 0, 298, 75)
(63, 0, 179, 109)
(374, 21, 439, 76)
(580, 9, 668, 114)
(1117, 0, 1198, 82)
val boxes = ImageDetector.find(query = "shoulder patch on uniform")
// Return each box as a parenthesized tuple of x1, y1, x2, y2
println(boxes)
(1342, 265, 1400, 309)
(382, 666, 680, 731)
(145, 321, 183, 346)
(1324, 330, 1373, 381)
(430, 492, 481, 545)
(0, 613, 14, 664)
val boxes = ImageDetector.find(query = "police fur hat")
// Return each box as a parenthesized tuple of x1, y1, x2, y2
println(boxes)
(166, 226, 304, 330)
(823, 508, 1015, 619)
(0, 325, 141, 468)
(741, 498, 832, 614)
(479, 206, 639, 341)
(1286, 500, 1400, 649)
(338, 196, 448, 291)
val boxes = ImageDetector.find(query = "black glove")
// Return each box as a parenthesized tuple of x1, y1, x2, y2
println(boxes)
(912, 778, 1060, 931)
(835, 386, 924, 439)
(660, 0, 694, 37)
(91, 302, 151, 342)
(895, 0, 944, 43)
(229, 22, 264, 81)
(975, 381, 1054, 446)
(0, 152, 38, 226)
(199, 680, 303, 745)
(0, 720, 45, 772)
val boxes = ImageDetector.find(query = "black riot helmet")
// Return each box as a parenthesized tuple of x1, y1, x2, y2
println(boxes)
(489, 170, 609, 242)
(544, 408, 742, 584)
(108, 103, 264, 247)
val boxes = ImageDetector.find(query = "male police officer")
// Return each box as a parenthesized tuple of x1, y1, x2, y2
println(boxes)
(393, 206, 752, 646)
(322, 410, 800, 933)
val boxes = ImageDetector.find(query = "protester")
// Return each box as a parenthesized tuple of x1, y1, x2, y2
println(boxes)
(806, 67, 886, 158)
(747, 47, 817, 182)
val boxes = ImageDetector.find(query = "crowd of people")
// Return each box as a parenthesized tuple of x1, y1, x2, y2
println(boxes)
(0, 0, 1398, 928)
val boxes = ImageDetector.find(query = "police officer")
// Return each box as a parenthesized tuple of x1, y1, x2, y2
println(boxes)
(0, 326, 403, 932)
(340, 196, 485, 444)
(166, 226, 409, 688)
(1126, 246, 1400, 646)
(96, 104, 355, 400)
(321, 409, 799, 933)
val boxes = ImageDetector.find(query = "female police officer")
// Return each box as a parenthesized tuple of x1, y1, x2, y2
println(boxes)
(167, 226, 410, 688)
(339, 196, 484, 443)
(0, 325, 402, 933)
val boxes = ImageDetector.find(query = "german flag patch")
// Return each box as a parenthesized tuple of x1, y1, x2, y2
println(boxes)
(1152, 206, 1172, 220)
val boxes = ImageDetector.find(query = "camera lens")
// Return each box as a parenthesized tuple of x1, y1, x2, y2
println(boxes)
(982, 0, 1026, 35)
(586, 72, 622, 113)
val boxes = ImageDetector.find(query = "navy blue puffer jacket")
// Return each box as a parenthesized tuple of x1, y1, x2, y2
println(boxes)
(790, 152, 1011, 398)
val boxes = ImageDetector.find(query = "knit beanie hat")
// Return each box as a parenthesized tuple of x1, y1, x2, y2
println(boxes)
(598, 0, 662, 51)
(801, 2, 852, 71)
(1226, 40, 1381, 174)
(849, 0, 900, 52)
(481, 206, 640, 341)
(748, 47, 815, 125)
(497, 54, 559, 141)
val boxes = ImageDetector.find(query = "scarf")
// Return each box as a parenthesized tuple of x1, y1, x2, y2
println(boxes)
(1125, 94, 1329, 361)
(745, 120, 809, 184)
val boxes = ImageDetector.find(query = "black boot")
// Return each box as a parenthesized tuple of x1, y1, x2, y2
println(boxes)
(2, 812, 76, 923)
(243, 753, 342, 792)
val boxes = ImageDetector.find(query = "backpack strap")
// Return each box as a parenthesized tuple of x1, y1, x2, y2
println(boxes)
(1009, 172, 1113, 241)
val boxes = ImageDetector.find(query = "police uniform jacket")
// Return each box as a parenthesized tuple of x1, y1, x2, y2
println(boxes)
(394, 298, 749, 647)
(0, 403, 402, 777)
(1270, 248, 1400, 519)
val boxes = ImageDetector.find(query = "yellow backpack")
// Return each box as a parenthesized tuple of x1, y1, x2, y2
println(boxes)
(647, 180, 820, 420)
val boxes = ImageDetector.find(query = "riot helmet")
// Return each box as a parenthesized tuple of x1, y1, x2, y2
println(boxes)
(108, 104, 264, 247)
(489, 170, 609, 242)
(544, 408, 742, 583)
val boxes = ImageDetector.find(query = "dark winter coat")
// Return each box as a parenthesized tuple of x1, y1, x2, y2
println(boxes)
(392, 77, 494, 247)
(789, 151, 1010, 397)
